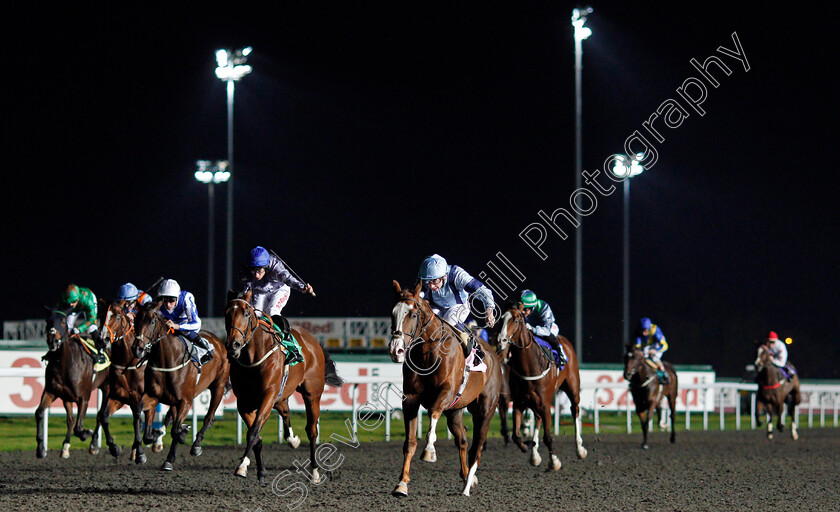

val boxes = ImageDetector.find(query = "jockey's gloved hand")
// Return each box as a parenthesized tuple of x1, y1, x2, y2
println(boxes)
(525, 323, 534, 331)
(71, 327, 80, 335)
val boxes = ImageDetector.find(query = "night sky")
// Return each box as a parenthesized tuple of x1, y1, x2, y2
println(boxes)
(5, 3, 839, 378)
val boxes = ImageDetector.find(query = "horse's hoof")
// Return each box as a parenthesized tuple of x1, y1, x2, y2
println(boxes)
(641, 443, 649, 450)
(235, 467, 247, 478)
(190, 445, 202, 457)
(109, 444, 122, 458)
(60, 443, 71, 459)
(89, 444, 100, 456)
(36, 447, 46, 459)
(136, 452, 147, 465)
(152, 440, 164, 453)
(78, 429, 93, 441)
(548, 455, 562, 471)
(310, 468, 324, 484)
(258, 474, 266, 486)
(421, 449, 436, 463)
(161, 461, 173, 471)
(577, 447, 588, 459)
(530, 453, 542, 466)
(286, 435, 301, 449)
(392, 481, 408, 497)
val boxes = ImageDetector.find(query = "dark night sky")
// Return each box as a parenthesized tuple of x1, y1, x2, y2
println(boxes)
(5, 3, 839, 378)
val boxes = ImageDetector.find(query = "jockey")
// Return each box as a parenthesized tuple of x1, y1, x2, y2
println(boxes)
(417, 254, 496, 360)
(633, 317, 670, 384)
(763, 331, 796, 379)
(520, 289, 566, 367)
(117, 282, 152, 319)
(157, 279, 213, 366)
(59, 284, 107, 369)
(241, 246, 313, 364)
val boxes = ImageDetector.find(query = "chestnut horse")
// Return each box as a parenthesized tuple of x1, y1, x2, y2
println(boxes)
(225, 290, 344, 484)
(754, 344, 801, 440)
(497, 305, 587, 469)
(98, 301, 164, 463)
(388, 281, 502, 497)
(35, 306, 109, 459)
(133, 299, 230, 471)
(623, 345, 678, 449)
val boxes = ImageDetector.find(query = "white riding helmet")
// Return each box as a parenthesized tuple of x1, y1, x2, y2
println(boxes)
(158, 279, 181, 298)
(418, 254, 449, 281)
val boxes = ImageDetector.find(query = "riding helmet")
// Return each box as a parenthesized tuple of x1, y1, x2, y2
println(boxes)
(520, 289, 539, 308)
(418, 254, 448, 281)
(61, 284, 81, 304)
(249, 246, 271, 268)
(639, 317, 652, 330)
(118, 282, 139, 301)
(158, 279, 181, 298)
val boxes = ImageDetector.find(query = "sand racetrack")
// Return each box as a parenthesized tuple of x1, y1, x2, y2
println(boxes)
(1, 427, 838, 512)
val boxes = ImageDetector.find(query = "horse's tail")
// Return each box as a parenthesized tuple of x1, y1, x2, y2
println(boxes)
(323, 349, 344, 388)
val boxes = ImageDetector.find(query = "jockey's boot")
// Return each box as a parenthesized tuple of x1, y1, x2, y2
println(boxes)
(546, 334, 566, 366)
(186, 332, 214, 367)
(458, 330, 484, 362)
(284, 346, 303, 365)
(92, 330, 109, 370)
(657, 369, 670, 385)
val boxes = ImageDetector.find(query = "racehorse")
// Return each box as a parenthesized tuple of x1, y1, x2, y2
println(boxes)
(35, 306, 109, 459)
(493, 330, 514, 445)
(98, 301, 164, 463)
(388, 281, 502, 497)
(225, 290, 344, 484)
(623, 344, 678, 449)
(133, 298, 230, 471)
(497, 305, 587, 469)
(754, 344, 801, 440)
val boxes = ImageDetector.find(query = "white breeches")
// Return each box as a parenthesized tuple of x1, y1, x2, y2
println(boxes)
(252, 285, 291, 317)
(432, 304, 470, 327)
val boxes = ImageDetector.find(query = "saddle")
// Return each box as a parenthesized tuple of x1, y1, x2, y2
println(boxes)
(263, 316, 303, 366)
(178, 335, 213, 365)
(534, 337, 565, 369)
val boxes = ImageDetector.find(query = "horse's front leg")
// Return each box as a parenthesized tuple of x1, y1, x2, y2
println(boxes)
(237, 394, 275, 484)
(35, 389, 56, 458)
(638, 408, 650, 449)
(392, 399, 419, 497)
(498, 395, 511, 446)
(161, 400, 191, 471)
(73, 396, 94, 442)
(510, 406, 529, 453)
(444, 409, 468, 479)
(60, 401, 75, 458)
(191, 377, 226, 457)
(421, 409, 443, 463)
(302, 394, 325, 485)
(538, 403, 561, 470)
(98, 397, 124, 458)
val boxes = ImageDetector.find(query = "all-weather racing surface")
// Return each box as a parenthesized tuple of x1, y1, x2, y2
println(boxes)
(1, 428, 838, 511)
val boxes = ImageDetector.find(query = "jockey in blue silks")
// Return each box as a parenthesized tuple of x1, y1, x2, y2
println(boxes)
(520, 289, 566, 367)
(117, 282, 152, 318)
(157, 279, 213, 366)
(633, 317, 670, 384)
(417, 254, 496, 360)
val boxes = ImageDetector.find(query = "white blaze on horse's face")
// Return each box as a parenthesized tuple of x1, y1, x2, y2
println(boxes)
(497, 311, 513, 350)
(389, 302, 413, 363)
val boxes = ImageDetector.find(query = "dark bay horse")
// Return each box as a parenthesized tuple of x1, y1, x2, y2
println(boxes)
(497, 305, 587, 469)
(133, 299, 230, 471)
(754, 344, 801, 440)
(36, 307, 109, 458)
(623, 345, 678, 449)
(388, 281, 502, 497)
(98, 301, 163, 463)
(225, 290, 343, 484)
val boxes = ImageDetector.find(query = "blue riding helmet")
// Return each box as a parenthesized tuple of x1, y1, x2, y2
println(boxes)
(418, 254, 448, 280)
(118, 283, 139, 301)
(249, 246, 271, 268)
(639, 317, 652, 331)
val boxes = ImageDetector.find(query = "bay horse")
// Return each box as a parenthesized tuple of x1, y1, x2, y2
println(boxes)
(388, 281, 502, 497)
(98, 301, 164, 464)
(623, 345, 678, 449)
(132, 298, 230, 471)
(225, 290, 344, 484)
(36, 306, 109, 459)
(754, 344, 801, 440)
(497, 305, 587, 469)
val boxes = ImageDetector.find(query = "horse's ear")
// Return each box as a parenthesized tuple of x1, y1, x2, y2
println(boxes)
(244, 289, 252, 302)
(412, 281, 422, 298)
(392, 280, 401, 293)
(517, 302, 524, 312)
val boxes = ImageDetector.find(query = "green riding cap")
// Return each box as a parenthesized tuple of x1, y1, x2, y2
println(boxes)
(61, 284, 81, 304)
(520, 289, 538, 308)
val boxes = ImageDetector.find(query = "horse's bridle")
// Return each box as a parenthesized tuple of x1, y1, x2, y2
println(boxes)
(391, 297, 435, 349)
(134, 310, 169, 355)
(226, 298, 262, 352)
(104, 305, 133, 344)
(625, 349, 656, 387)
(500, 311, 533, 350)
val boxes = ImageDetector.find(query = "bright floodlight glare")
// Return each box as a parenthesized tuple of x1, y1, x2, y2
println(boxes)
(630, 160, 644, 176)
(572, 6, 593, 40)
(241, 47, 252, 57)
(612, 161, 628, 178)
(215, 49, 228, 67)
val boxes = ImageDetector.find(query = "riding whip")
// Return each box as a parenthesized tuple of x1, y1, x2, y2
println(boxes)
(269, 249, 316, 297)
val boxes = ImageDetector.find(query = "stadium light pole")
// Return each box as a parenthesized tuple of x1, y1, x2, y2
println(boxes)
(215, 47, 252, 297)
(609, 154, 644, 357)
(195, 160, 230, 316)
(572, 7, 592, 361)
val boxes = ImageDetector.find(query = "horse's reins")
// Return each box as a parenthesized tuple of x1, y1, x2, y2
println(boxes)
(504, 312, 553, 381)
(134, 311, 194, 372)
(227, 299, 288, 368)
(391, 297, 437, 350)
(104, 307, 146, 371)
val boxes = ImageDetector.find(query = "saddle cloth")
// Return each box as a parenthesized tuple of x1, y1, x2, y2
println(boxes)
(263, 317, 304, 366)
(534, 337, 566, 369)
(77, 337, 111, 371)
(179, 335, 213, 364)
